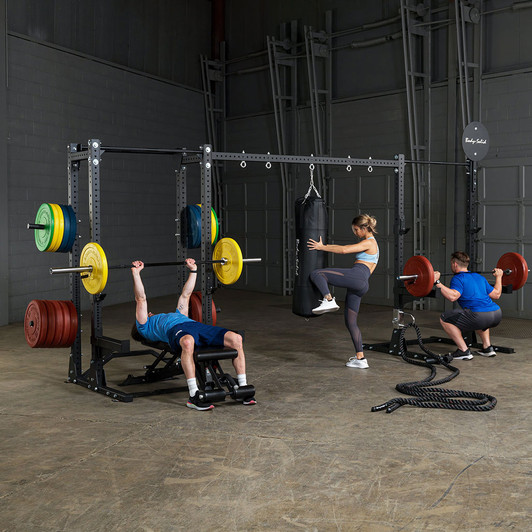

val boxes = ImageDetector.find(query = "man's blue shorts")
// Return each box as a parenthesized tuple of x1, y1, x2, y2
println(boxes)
(168, 322, 229, 351)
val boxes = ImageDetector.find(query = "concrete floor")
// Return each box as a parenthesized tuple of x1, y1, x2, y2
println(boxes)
(1, 289, 530, 531)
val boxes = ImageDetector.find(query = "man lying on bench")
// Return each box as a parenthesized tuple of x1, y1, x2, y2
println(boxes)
(130, 258, 256, 411)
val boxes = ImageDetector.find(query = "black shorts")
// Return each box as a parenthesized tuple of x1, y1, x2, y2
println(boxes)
(168, 322, 229, 351)
(441, 308, 502, 332)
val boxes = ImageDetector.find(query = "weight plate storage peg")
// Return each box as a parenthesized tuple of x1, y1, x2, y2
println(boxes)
(402, 255, 434, 297)
(80, 242, 109, 295)
(497, 252, 528, 290)
(213, 238, 243, 285)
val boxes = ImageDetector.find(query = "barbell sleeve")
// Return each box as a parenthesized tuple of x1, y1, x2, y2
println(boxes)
(397, 274, 419, 281)
(50, 266, 93, 275)
(27, 223, 46, 230)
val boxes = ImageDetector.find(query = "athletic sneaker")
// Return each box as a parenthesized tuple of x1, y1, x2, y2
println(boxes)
(312, 297, 340, 315)
(346, 357, 369, 369)
(242, 397, 257, 405)
(187, 391, 214, 411)
(476, 346, 496, 357)
(451, 348, 474, 360)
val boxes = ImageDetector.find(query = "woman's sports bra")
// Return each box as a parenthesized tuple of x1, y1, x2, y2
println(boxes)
(354, 236, 379, 264)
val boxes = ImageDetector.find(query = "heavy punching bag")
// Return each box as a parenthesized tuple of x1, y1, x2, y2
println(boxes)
(292, 195, 328, 317)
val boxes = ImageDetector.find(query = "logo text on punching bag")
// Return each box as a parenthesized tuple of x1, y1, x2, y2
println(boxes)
(295, 238, 300, 276)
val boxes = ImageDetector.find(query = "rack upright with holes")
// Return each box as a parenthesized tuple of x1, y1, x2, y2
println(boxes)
(64, 140, 215, 401)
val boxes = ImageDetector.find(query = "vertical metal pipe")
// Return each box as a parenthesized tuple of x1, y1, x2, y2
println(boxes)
(455, 0, 467, 131)
(460, 2, 471, 124)
(211, 0, 225, 60)
(68, 144, 82, 379)
(400, 1, 418, 255)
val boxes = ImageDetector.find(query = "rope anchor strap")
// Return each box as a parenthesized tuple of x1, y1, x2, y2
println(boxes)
(304, 162, 321, 200)
(371, 323, 497, 414)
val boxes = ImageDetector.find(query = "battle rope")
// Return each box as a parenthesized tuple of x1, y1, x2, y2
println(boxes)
(371, 322, 497, 413)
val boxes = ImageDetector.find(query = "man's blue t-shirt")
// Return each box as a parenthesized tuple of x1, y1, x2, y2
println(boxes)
(450, 272, 500, 312)
(136, 308, 194, 343)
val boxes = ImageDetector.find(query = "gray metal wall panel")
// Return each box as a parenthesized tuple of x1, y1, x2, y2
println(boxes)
(477, 159, 531, 318)
(483, 4, 532, 74)
(329, 171, 394, 306)
(222, 176, 282, 293)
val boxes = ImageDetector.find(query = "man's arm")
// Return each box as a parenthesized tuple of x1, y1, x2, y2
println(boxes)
(489, 268, 503, 300)
(433, 271, 461, 302)
(131, 261, 148, 324)
(435, 283, 461, 302)
(177, 259, 197, 317)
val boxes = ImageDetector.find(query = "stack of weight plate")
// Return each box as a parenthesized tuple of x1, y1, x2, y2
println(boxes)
(24, 299, 78, 348)
(33, 203, 77, 253)
(189, 291, 217, 325)
(186, 204, 219, 248)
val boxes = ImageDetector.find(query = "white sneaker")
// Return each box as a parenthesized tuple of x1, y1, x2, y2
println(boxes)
(346, 357, 369, 369)
(312, 297, 340, 315)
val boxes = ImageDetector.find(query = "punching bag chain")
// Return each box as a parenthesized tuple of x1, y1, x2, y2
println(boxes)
(304, 161, 322, 200)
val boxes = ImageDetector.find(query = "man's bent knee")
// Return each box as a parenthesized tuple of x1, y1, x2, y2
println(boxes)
(224, 331, 243, 350)
(180, 334, 195, 352)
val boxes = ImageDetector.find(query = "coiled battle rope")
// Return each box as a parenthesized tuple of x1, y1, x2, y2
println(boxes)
(371, 322, 497, 413)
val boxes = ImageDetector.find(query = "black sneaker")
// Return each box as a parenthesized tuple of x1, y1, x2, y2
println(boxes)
(242, 397, 257, 405)
(476, 346, 496, 357)
(452, 348, 474, 360)
(187, 391, 214, 411)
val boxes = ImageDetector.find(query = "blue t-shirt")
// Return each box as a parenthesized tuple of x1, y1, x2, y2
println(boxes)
(136, 308, 194, 343)
(450, 272, 500, 312)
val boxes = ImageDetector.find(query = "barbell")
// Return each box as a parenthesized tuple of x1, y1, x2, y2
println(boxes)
(50, 238, 262, 295)
(398, 252, 529, 298)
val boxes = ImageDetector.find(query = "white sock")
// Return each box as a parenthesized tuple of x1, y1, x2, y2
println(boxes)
(237, 374, 247, 386)
(187, 378, 198, 397)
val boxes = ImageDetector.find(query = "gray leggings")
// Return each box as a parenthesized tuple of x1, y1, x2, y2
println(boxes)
(310, 264, 371, 352)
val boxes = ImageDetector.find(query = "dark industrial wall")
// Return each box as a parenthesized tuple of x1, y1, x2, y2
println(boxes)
(7, 0, 210, 90)
(220, 0, 532, 318)
(4, 0, 532, 324)
(3, 0, 211, 325)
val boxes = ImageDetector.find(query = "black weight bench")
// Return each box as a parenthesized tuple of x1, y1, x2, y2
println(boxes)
(120, 336, 255, 405)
